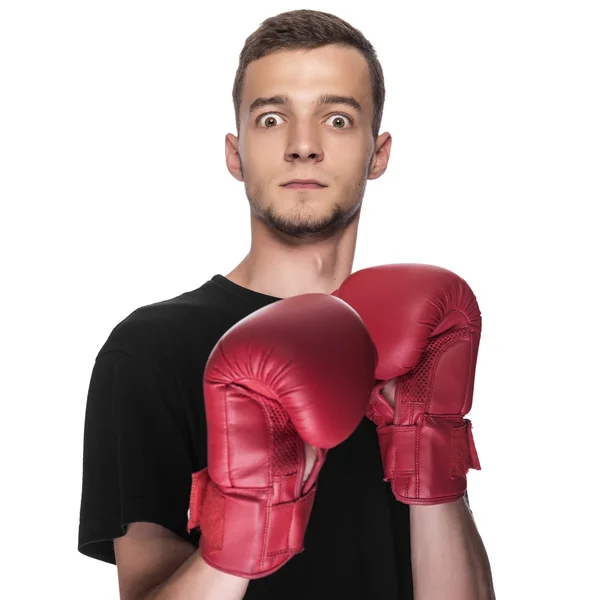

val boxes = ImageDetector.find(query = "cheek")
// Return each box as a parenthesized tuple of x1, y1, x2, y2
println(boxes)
(243, 138, 280, 173)
(338, 147, 371, 180)
(333, 134, 372, 163)
(243, 128, 281, 152)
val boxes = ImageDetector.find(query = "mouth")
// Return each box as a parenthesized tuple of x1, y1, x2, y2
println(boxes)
(282, 180, 327, 190)
(284, 183, 325, 190)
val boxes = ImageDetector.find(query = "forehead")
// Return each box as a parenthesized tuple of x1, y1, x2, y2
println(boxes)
(241, 45, 372, 111)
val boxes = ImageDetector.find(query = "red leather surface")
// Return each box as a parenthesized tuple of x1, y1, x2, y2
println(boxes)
(335, 264, 482, 505)
(188, 293, 376, 577)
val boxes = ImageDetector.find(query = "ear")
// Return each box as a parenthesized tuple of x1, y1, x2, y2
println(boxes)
(225, 133, 244, 182)
(368, 132, 392, 181)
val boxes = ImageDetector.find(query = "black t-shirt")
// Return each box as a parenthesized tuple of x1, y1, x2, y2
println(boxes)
(78, 275, 413, 599)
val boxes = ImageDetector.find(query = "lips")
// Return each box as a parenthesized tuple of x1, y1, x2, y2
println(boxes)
(283, 179, 326, 187)
(283, 182, 326, 190)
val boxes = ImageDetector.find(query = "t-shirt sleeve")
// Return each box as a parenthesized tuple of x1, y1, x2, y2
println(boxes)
(77, 349, 200, 565)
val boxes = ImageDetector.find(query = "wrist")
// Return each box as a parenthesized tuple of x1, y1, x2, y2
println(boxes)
(409, 496, 470, 522)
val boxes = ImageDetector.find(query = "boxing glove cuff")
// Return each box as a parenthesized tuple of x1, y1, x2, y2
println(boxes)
(375, 416, 481, 505)
(188, 468, 317, 578)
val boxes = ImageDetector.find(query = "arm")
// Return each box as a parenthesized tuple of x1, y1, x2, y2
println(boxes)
(334, 264, 494, 598)
(77, 350, 249, 599)
(114, 522, 249, 600)
(410, 497, 495, 600)
(114, 379, 322, 600)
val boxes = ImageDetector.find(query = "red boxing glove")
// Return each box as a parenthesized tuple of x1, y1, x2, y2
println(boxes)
(187, 294, 376, 578)
(334, 264, 482, 505)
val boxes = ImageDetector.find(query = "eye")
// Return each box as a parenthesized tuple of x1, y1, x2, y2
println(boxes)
(325, 114, 353, 129)
(257, 113, 284, 128)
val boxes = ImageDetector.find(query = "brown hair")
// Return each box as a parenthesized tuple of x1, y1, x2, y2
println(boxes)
(232, 9, 386, 140)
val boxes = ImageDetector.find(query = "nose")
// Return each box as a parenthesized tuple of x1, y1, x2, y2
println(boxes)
(284, 123, 324, 163)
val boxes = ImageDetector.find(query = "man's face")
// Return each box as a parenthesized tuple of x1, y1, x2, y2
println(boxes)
(226, 44, 390, 241)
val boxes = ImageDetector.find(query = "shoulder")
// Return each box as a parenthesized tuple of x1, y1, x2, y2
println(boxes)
(95, 280, 245, 380)
(96, 286, 214, 370)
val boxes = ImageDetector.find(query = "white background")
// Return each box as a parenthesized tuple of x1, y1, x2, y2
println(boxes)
(1, 1, 598, 598)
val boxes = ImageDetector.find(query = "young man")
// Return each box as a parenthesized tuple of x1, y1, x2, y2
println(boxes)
(78, 9, 494, 600)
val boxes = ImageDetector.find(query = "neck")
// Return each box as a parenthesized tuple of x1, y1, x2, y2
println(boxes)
(226, 212, 360, 298)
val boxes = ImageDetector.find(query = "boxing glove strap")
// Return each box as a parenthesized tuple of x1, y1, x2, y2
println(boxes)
(376, 416, 481, 482)
(187, 468, 316, 578)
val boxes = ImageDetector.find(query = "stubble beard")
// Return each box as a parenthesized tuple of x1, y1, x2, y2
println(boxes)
(242, 165, 367, 242)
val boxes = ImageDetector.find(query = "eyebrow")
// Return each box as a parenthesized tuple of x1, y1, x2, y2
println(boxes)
(248, 93, 363, 115)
